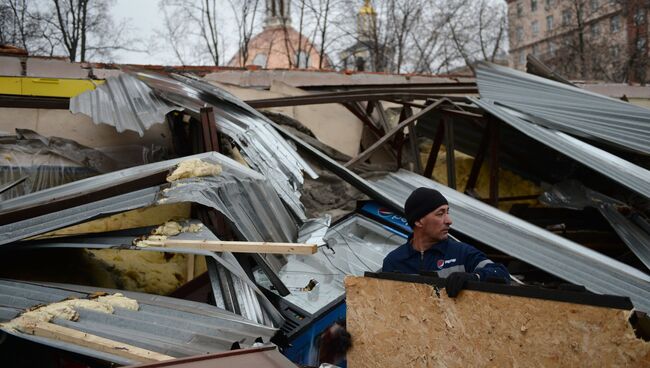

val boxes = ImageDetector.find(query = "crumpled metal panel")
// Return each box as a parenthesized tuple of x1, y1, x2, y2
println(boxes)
(255, 214, 404, 315)
(137, 71, 316, 219)
(470, 97, 650, 199)
(370, 170, 650, 312)
(540, 181, 650, 271)
(0, 152, 298, 248)
(70, 73, 177, 135)
(476, 62, 650, 155)
(69, 71, 315, 219)
(0, 279, 277, 365)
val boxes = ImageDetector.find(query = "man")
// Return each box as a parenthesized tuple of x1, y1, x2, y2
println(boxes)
(382, 187, 510, 297)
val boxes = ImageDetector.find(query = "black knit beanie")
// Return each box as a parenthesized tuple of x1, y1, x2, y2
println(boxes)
(404, 187, 448, 227)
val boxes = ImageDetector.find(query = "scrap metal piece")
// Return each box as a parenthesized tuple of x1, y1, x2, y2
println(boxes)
(370, 170, 650, 313)
(540, 181, 650, 271)
(476, 62, 650, 155)
(0, 279, 278, 365)
(471, 97, 650, 199)
(70, 72, 177, 135)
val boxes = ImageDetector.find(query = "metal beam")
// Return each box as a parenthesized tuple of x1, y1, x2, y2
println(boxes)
(489, 118, 500, 206)
(345, 99, 449, 168)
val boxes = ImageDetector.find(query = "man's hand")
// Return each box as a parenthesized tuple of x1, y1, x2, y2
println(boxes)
(445, 272, 479, 297)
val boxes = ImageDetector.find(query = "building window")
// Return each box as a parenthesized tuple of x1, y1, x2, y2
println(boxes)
(531, 0, 537, 12)
(635, 9, 647, 25)
(517, 1, 523, 18)
(562, 10, 571, 26)
(252, 53, 267, 67)
(519, 51, 526, 65)
(516, 26, 524, 42)
(590, 0, 598, 12)
(610, 45, 620, 58)
(532, 20, 540, 37)
(637, 37, 647, 53)
(546, 15, 554, 31)
(549, 41, 556, 56)
(545, 0, 553, 8)
(591, 23, 600, 37)
(611, 15, 621, 32)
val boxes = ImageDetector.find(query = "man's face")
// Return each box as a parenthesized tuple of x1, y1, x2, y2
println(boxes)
(415, 204, 452, 242)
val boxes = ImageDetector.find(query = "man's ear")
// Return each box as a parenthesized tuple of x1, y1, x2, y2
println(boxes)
(414, 220, 423, 228)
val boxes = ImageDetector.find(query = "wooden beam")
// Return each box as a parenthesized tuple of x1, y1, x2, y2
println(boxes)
(401, 106, 422, 174)
(465, 124, 491, 194)
(200, 107, 220, 152)
(372, 101, 391, 133)
(489, 118, 500, 206)
(21, 322, 173, 363)
(444, 116, 456, 190)
(423, 120, 445, 178)
(345, 98, 449, 168)
(141, 239, 318, 255)
(343, 102, 384, 137)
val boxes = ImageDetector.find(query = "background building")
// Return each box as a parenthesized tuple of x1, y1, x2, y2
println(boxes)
(228, 0, 331, 69)
(506, 0, 649, 83)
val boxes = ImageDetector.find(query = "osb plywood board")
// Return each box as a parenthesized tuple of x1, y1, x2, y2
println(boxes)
(345, 276, 650, 368)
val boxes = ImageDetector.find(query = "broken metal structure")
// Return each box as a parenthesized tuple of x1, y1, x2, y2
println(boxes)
(0, 58, 649, 366)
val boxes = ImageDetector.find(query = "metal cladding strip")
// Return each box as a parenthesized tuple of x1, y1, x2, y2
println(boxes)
(0, 279, 277, 364)
(597, 204, 650, 271)
(0, 187, 159, 246)
(70, 73, 177, 136)
(475, 62, 650, 154)
(0, 151, 249, 215)
(370, 170, 650, 312)
(470, 98, 650, 199)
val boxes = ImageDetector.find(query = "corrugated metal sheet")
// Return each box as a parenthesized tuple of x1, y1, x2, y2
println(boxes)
(370, 170, 650, 312)
(470, 98, 650, 199)
(0, 152, 298, 245)
(476, 62, 650, 155)
(0, 279, 278, 365)
(70, 72, 315, 219)
(70, 73, 177, 134)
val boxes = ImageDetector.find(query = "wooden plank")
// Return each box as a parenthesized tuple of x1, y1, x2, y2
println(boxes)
(345, 98, 448, 168)
(464, 124, 490, 194)
(142, 239, 318, 255)
(444, 115, 456, 190)
(22, 322, 173, 363)
(402, 106, 422, 175)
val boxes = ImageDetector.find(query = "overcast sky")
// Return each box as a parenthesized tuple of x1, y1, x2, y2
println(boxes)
(111, 0, 166, 64)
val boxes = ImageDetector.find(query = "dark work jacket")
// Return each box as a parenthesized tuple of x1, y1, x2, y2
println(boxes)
(382, 238, 510, 282)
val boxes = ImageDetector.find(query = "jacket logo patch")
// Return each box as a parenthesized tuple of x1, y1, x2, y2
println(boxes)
(436, 259, 445, 269)
(444, 258, 457, 265)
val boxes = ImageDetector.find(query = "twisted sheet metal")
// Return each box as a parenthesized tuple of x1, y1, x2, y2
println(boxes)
(69, 71, 314, 219)
(476, 62, 650, 155)
(0, 279, 277, 365)
(539, 181, 650, 271)
(470, 98, 650, 199)
(370, 170, 650, 312)
(70, 73, 177, 135)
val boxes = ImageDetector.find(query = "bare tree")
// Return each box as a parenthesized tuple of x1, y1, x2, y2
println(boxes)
(158, 0, 225, 65)
(228, 0, 261, 67)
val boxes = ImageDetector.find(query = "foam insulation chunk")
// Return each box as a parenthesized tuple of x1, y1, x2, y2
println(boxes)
(345, 276, 650, 368)
(166, 159, 222, 182)
(0, 293, 139, 333)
